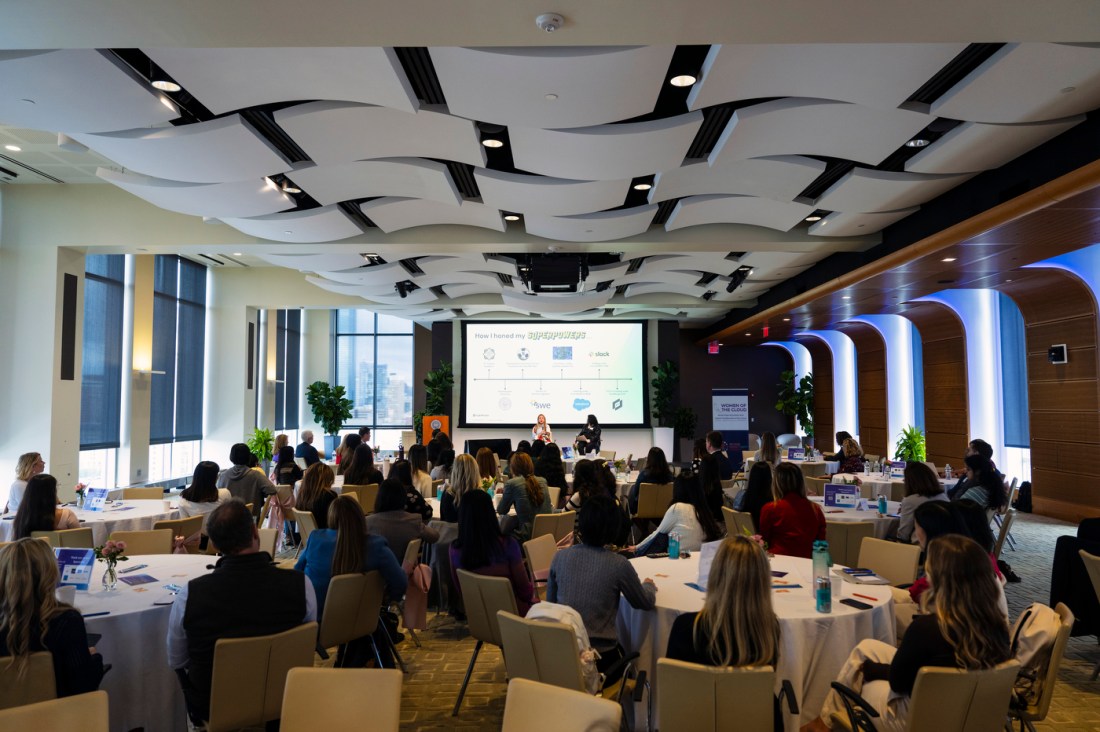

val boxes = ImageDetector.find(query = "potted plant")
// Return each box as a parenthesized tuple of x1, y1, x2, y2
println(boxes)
(306, 381, 354, 457)
(246, 427, 275, 473)
(673, 405, 697, 463)
(413, 360, 454, 443)
(894, 424, 927, 462)
(650, 360, 680, 459)
(775, 371, 815, 446)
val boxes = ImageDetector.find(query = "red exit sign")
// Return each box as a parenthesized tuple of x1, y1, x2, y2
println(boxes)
(708, 340, 720, 354)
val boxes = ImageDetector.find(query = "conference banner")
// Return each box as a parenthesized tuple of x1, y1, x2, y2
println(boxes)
(712, 388, 750, 451)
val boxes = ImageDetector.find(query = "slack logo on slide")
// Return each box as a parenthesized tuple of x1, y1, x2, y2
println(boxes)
(612, 398, 623, 411)
(573, 398, 591, 411)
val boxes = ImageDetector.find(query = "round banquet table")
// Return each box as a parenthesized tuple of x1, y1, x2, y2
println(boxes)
(77, 554, 215, 732)
(0, 499, 179, 545)
(833, 473, 958, 501)
(811, 496, 901, 540)
(746, 457, 834, 478)
(616, 552, 896, 731)
(566, 470, 638, 500)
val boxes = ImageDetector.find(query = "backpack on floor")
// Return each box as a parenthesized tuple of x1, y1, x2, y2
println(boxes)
(1009, 602, 1060, 709)
(1013, 481, 1033, 513)
(525, 601, 602, 694)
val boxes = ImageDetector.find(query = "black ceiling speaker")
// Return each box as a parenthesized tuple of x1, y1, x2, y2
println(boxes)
(1048, 344, 1068, 364)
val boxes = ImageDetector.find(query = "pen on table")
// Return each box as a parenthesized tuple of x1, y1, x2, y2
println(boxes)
(852, 592, 878, 603)
(83, 611, 111, 618)
(119, 563, 148, 574)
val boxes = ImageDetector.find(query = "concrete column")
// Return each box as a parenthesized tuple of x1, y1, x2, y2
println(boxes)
(121, 255, 154, 485)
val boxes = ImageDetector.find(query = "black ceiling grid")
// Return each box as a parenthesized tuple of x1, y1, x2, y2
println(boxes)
(106, 49, 214, 125)
(904, 44, 1006, 109)
(394, 48, 447, 106)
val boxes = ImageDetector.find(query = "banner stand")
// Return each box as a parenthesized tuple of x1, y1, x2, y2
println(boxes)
(712, 388, 750, 453)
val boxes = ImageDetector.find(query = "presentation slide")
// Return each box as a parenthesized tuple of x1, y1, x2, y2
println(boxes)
(461, 321, 646, 427)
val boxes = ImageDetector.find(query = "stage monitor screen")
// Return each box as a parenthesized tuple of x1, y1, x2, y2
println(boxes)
(460, 321, 647, 428)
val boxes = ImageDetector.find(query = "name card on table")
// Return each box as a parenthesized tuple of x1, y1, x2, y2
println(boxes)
(83, 487, 109, 512)
(55, 548, 95, 591)
(560, 446, 575, 461)
(697, 540, 722, 586)
(890, 462, 906, 479)
(787, 448, 805, 461)
(824, 484, 861, 508)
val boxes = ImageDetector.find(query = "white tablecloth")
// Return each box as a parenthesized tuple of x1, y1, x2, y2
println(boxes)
(78, 554, 214, 732)
(0, 500, 179, 545)
(617, 553, 895, 731)
(833, 473, 958, 501)
(810, 497, 900, 540)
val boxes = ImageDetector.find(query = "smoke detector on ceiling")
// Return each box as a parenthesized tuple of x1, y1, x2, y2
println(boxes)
(535, 13, 565, 32)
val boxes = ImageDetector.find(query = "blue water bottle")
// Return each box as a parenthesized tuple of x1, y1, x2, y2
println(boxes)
(668, 531, 681, 560)
(877, 494, 888, 515)
(812, 540, 832, 612)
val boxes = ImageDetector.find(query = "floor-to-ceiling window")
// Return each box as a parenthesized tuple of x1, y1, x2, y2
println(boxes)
(79, 254, 125, 488)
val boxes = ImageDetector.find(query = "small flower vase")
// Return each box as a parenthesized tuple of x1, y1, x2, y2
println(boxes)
(76, 492, 84, 509)
(101, 561, 118, 592)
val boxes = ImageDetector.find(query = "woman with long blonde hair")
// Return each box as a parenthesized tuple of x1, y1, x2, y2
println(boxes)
(6, 451, 45, 514)
(296, 462, 337, 529)
(755, 432, 780, 466)
(0, 538, 105, 695)
(440, 453, 480, 522)
(497, 452, 551, 542)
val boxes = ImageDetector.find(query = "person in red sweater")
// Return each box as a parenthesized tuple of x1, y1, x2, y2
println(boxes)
(759, 463, 826, 558)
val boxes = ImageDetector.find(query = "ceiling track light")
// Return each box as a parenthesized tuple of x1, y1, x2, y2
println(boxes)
(151, 79, 181, 93)
(669, 73, 698, 87)
(905, 138, 930, 148)
(281, 181, 301, 194)
(726, 265, 752, 293)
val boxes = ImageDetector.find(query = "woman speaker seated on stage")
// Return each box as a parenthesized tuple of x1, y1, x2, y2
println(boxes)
(531, 413, 553, 443)
(574, 414, 602, 456)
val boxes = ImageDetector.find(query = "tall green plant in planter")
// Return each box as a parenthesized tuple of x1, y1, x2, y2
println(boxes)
(650, 360, 679, 427)
(413, 360, 454, 442)
(306, 381, 353, 456)
(246, 427, 275, 467)
(775, 371, 815, 441)
(894, 425, 927, 462)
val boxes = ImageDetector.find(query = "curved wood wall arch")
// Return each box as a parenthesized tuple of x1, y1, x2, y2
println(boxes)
(797, 337, 834, 452)
(997, 268, 1100, 522)
(900, 302, 969, 468)
(836, 323, 888, 460)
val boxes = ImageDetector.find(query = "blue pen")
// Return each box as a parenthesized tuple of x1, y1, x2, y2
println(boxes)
(83, 611, 111, 618)
(119, 563, 148, 574)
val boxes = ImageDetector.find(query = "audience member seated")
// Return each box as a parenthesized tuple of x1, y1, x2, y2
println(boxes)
(565, 459, 597, 511)
(272, 445, 304, 486)
(497, 453, 552, 543)
(946, 438, 999, 500)
(296, 462, 338, 530)
(822, 431, 852, 462)
(696, 452, 725, 524)
(441, 454, 481, 523)
(533, 443, 568, 508)
(629, 447, 674, 514)
(574, 414, 602, 456)
(177, 461, 231, 534)
(706, 431, 735, 480)
(367, 479, 441, 562)
(216, 443, 275, 520)
(0, 538, 106, 697)
(758, 463, 825, 559)
(430, 449, 455, 481)
(754, 432, 780, 466)
(406, 444, 434, 499)
(13, 474, 80, 539)
(426, 430, 452, 467)
(334, 433, 361, 476)
(957, 454, 1008, 514)
(530, 439, 545, 461)
(634, 471, 723, 555)
(666, 536, 782, 731)
(475, 447, 499, 486)
(274, 433, 289, 457)
(168, 499, 317, 726)
(896, 461, 948, 543)
(502, 441, 531, 478)
(342, 444, 384, 487)
(547, 495, 657, 681)
(805, 535, 1011, 732)
(388, 460, 433, 522)
(450, 490, 538, 617)
(837, 438, 866, 475)
(294, 430, 323, 466)
(690, 437, 708, 473)
(741, 461, 775, 531)
(6, 452, 45, 514)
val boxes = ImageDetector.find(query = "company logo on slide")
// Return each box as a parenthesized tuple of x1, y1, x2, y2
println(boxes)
(589, 351, 609, 358)
(612, 398, 623, 411)
(553, 347, 573, 360)
(572, 398, 591, 411)
(517, 348, 530, 361)
(482, 348, 495, 360)
(499, 396, 512, 410)
(530, 400, 551, 410)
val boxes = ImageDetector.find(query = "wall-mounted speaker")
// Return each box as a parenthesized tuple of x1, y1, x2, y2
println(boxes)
(1048, 344, 1068, 364)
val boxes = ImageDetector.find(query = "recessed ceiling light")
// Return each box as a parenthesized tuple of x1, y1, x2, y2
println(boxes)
(481, 138, 503, 148)
(159, 97, 176, 110)
(842, 295, 851, 299)
(745, 332, 752, 336)
(151, 80, 181, 92)
(504, 214, 520, 221)
(805, 215, 822, 222)
(783, 318, 790, 322)
(633, 183, 652, 191)
(3, 144, 20, 152)
(1006, 278, 1014, 283)
(670, 74, 697, 87)
(283, 230, 293, 235)
(233, 252, 243, 256)
(1061, 86, 1076, 94)
(941, 257, 957, 262)
(905, 138, 930, 148)
(545, 93, 558, 100)
(281, 183, 301, 194)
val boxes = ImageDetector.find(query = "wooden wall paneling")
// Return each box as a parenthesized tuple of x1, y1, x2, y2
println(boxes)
(902, 302, 969, 468)
(999, 269, 1100, 522)
(837, 323, 888, 459)
(800, 338, 834, 451)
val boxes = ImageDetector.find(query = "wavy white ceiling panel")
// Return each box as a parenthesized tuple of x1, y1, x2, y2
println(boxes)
(688, 43, 965, 111)
(650, 156, 826, 204)
(275, 101, 485, 167)
(665, 195, 813, 232)
(258, 252, 372, 272)
(815, 169, 973, 213)
(610, 307, 681, 317)
(414, 254, 517, 277)
(316, 261, 409, 286)
(442, 282, 501, 299)
(305, 276, 376, 297)
(147, 47, 418, 115)
(474, 169, 630, 216)
(524, 205, 657, 242)
(462, 305, 532, 317)
(931, 43, 1100, 123)
(361, 288, 439, 306)
(0, 50, 177, 133)
(501, 289, 612, 314)
(289, 158, 460, 206)
(639, 253, 743, 274)
(221, 205, 362, 243)
(96, 167, 292, 218)
(809, 208, 918, 237)
(622, 279, 707, 297)
(510, 112, 703, 180)
(430, 46, 674, 128)
(360, 198, 504, 233)
(71, 115, 290, 183)
(710, 99, 931, 167)
(615, 271, 706, 289)
(905, 117, 1084, 174)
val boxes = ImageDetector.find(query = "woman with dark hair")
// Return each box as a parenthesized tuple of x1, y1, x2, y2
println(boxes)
(450, 490, 537, 616)
(272, 445, 304, 486)
(426, 431, 452, 466)
(343, 444, 384, 487)
(629, 447, 674, 514)
(13, 475, 79, 539)
(430, 449, 456, 481)
(503, 441, 531, 478)
(952, 499, 997, 554)
(690, 438, 708, 472)
(695, 452, 725, 523)
(475, 447, 499, 485)
(754, 432, 780, 466)
(958, 455, 1008, 513)
(497, 452, 551, 542)
(574, 414, 602, 456)
(548, 495, 657, 680)
(533, 443, 567, 507)
(216, 443, 275, 519)
(741, 461, 775, 531)
(406, 444, 433, 499)
(388, 460, 433, 522)
(366, 478, 440, 562)
(823, 431, 853, 462)
(178, 461, 230, 528)
(335, 433, 361, 475)
(565, 459, 599, 511)
(897, 462, 948, 543)
(758, 463, 825, 558)
(634, 471, 723, 555)
(530, 439, 546, 461)
(296, 462, 338, 530)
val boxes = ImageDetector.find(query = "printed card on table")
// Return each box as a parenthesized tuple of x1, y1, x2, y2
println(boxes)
(697, 540, 722, 586)
(787, 447, 805, 461)
(55, 548, 95, 591)
(824, 484, 861, 508)
(83, 487, 109, 512)
(890, 461, 906, 479)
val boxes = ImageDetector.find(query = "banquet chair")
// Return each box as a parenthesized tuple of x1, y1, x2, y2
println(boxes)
(360, 483, 381, 514)
(281, 667, 402, 732)
(109, 528, 174, 555)
(502, 677, 622, 732)
(258, 527, 279, 557)
(1008, 603, 1073, 731)
(531, 513, 557, 542)
(921, 461, 938, 475)
(829, 660, 1019, 732)
(291, 511, 318, 559)
(397, 539, 423, 648)
(121, 486, 164, 499)
(0, 651, 56, 709)
(0, 690, 107, 731)
(777, 434, 801, 449)
(552, 510, 576, 543)
(657, 658, 798, 732)
(599, 450, 617, 462)
(153, 515, 205, 554)
(453, 570, 517, 716)
(805, 475, 830, 496)
(30, 527, 94, 548)
(857, 537, 920, 586)
(747, 433, 761, 451)
(318, 572, 385, 668)
(634, 482, 675, 524)
(993, 509, 1017, 560)
(548, 485, 561, 509)
(206, 622, 317, 732)
(722, 507, 756, 537)
(634, 456, 647, 474)
(523, 533, 557, 600)
(826, 522, 875, 568)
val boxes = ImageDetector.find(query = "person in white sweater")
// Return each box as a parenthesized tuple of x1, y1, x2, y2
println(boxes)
(634, 472, 724, 555)
(177, 461, 231, 528)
